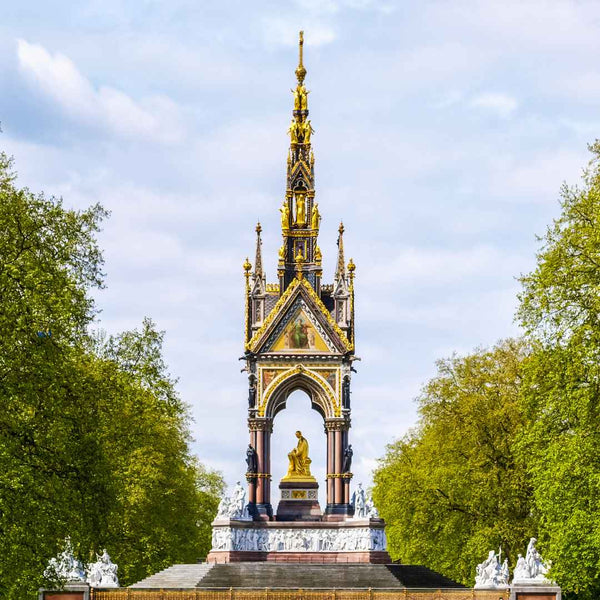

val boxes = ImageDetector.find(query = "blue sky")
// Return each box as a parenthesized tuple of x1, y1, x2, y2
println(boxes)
(2, 1, 600, 503)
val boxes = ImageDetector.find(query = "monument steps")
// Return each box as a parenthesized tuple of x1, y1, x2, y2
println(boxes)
(132, 563, 214, 588)
(193, 563, 464, 589)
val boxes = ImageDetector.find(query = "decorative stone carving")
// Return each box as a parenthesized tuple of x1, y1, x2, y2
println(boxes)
(86, 549, 119, 588)
(365, 495, 379, 518)
(474, 549, 509, 589)
(210, 526, 387, 553)
(215, 482, 252, 521)
(43, 537, 86, 584)
(351, 483, 367, 518)
(513, 537, 553, 584)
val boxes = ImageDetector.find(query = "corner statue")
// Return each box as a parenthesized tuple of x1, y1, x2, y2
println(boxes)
(283, 430, 315, 481)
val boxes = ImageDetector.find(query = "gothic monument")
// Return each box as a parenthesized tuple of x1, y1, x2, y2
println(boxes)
(206, 31, 389, 564)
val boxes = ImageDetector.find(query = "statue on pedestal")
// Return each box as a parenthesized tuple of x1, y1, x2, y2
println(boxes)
(513, 537, 552, 583)
(351, 482, 367, 518)
(86, 550, 119, 588)
(43, 537, 86, 585)
(474, 549, 508, 588)
(284, 430, 312, 479)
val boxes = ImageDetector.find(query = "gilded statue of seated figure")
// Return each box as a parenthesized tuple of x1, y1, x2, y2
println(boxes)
(284, 430, 313, 480)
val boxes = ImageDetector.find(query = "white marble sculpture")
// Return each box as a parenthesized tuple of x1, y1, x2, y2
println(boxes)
(351, 483, 367, 518)
(513, 537, 552, 584)
(474, 549, 509, 589)
(211, 526, 387, 553)
(86, 549, 119, 588)
(215, 482, 251, 521)
(365, 495, 379, 518)
(43, 537, 86, 584)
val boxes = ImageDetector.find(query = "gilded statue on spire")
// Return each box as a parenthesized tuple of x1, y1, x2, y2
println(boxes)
(292, 84, 309, 111)
(280, 201, 290, 231)
(294, 192, 307, 227)
(311, 202, 321, 230)
(288, 119, 300, 144)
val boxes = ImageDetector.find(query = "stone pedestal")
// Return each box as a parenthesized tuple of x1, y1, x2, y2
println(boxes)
(276, 480, 321, 521)
(38, 583, 91, 600)
(207, 518, 390, 564)
(510, 583, 562, 600)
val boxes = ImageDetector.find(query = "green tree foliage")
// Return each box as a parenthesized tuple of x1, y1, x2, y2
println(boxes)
(0, 150, 223, 599)
(516, 141, 600, 599)
(374, 141, 600, 598)
(373, 339, 532, 586)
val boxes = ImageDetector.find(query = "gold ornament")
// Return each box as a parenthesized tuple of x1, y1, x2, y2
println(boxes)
(283, 430, 315, 481)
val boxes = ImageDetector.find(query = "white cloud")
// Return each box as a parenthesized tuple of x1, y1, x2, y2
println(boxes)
(469, 92, 518, 118)
(16, 39, 184, 143)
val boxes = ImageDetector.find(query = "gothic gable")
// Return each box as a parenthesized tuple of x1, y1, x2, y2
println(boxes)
(246, 278, 352, 355)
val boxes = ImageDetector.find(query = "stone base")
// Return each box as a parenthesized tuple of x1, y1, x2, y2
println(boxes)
(207, 551, 390, 564)
(207, 518, 389, 564)
(510, 583, 562, 600)
(276, 480, 321, 521)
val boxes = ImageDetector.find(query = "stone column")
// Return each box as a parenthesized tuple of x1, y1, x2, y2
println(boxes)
(324, 418, 351, 517)
(334, 429, 343, 503)
(248, 417, 273, 519)
(247, 428, 257, 505)
(256, 428, 265, 504)
(326, 428, 334, 505)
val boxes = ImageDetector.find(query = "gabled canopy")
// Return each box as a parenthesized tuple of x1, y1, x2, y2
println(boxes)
(246, 277, 352, 355)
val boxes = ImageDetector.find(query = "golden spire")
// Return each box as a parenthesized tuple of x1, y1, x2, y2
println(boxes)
(348, 258, 356, 283)
(243, 257, 252, 290)
(296, 31, 306, 84)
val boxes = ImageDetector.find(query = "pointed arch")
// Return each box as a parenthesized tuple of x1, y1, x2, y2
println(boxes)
(260, 365, 339, 420)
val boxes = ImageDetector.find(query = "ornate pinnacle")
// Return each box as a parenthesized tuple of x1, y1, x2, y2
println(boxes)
(254, 222, 263, 277)
(296, 31, 306, 84)
(348, 258, 356, 281)
(335, 222, 346, 281)
(243, 257, 252, 289)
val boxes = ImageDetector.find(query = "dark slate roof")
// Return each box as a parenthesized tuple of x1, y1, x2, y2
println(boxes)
(264, 293, 279, 317)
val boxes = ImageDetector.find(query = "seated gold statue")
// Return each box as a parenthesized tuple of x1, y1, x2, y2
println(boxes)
(284, 430, 314, 481)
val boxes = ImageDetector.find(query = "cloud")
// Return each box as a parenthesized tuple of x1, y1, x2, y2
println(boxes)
(469, 92, 518, 118)
(16, 39, 184, 143)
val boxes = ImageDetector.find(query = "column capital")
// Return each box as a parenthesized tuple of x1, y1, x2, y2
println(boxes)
(248, 417, 273, 432)
(324, 418, 350, 432)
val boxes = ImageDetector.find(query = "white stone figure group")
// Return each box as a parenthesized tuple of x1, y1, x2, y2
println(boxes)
(86, 549, 119, 588)
(215, 481, 251, 521)
(211, 526, 387, 553)
(350, 483, 379, 519)
(474, 549, 509, 589)
(513, 537, 552, 584)
(474, 537, 553, 589)
(44, 537, 86, 584)
(44, 538, 119, 588)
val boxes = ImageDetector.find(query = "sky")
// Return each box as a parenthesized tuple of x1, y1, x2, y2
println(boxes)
(1, 0, 600, 505)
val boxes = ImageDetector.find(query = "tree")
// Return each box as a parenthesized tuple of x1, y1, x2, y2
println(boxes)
(517, 140, 600, 599)
(373, 339, 532, 586)
(0, 150, 223, 599)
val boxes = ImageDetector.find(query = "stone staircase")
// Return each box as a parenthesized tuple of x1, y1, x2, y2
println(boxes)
(132, 563, 214, 588)
(196, 564, 463, 589)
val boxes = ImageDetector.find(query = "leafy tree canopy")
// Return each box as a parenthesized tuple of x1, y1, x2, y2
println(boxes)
(0, 149, 223, 599)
